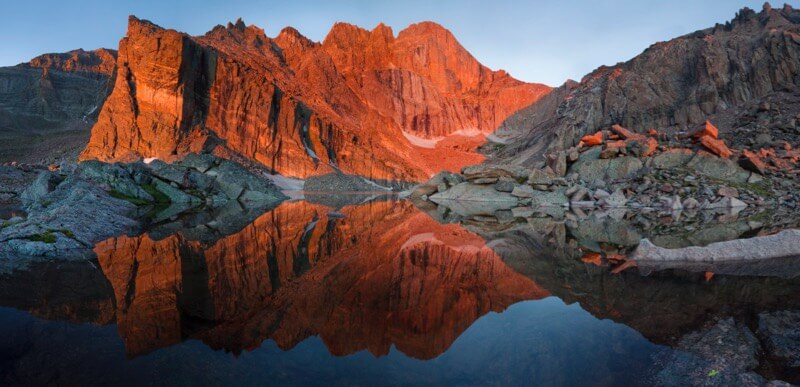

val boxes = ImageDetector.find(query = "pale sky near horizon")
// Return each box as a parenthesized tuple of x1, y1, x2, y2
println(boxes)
(0, 0, 789, 86)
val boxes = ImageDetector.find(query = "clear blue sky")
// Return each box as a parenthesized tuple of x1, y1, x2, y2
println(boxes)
(0, 0, 783, 86)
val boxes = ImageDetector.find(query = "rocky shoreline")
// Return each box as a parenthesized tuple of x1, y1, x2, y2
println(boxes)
(0, 154, 287, 257)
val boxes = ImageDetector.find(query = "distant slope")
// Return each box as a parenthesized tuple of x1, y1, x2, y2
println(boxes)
(0, 49, 117, 164)
(492, 3, 800, 168)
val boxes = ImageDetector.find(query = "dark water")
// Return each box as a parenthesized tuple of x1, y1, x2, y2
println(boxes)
(0, 197, 799, 385)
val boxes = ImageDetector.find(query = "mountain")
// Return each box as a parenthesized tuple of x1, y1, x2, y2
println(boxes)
(79, 17, 550, 183)
(491, 3, 800, 168)
(0, 49, 116, 163)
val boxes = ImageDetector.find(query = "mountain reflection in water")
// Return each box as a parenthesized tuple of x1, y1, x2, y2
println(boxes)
(93, 199, 546, 358)
(1, 196, 800, 385)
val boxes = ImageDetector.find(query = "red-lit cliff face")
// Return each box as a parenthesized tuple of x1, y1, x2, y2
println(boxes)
(27, 48, 118, 76)
(80, 16, 550, 182)
(93, 200, 547, 358)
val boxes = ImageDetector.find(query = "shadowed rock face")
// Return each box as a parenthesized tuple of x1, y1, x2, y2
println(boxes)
(494, 4, 800, 167)
(80, 17, 550, 182)
(92, 200, 546, 358)
(0, 49, 117, 163)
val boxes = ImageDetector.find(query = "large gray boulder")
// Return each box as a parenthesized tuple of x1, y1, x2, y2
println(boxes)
(210, 160, 286, 203)
(0, 180, 138, 257)
(631, 230, 800, 277)
(151, 179, 201, 204)
(77, 161, 154, 202)
(20, 171, 62, 206)
(570, 156, 644, 182)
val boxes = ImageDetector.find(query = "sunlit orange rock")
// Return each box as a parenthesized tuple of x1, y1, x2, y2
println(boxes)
(692, 120, 719, 139)
(80, 16, 551, 182)
(739, 149, 768, 174)
(610, 124, 636, 139)
(698, 135, 732, 158)
(581, 131, 604, 147)
(581, 252, 602, 266)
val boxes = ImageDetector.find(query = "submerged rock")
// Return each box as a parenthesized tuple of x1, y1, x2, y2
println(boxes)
(758, 310, 800, 368)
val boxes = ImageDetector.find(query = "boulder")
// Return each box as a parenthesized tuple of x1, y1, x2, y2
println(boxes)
(699, 135, 733, 158)
(718, 187, 739, 198)
(461, 164, 528, 182)
(20, 171, 62, 206)
(651, 148, 695, 169)
(429, 183, 519, 216)
(177, 153, 218, 173)
(493, 177, 516, 193)
(626, 137, 658, 157)
(472, 177, 498, 184)
(146, 160, 189, 186)
(600, 189, 627, 208)
(212, 160, 286, 203)
(682, 197, 701, 209)
(570, 156, 643, 182)
(630, 229, 800, 264)
(739, 150, 768, 175)
(528, 169, 554, 186)
(599, 145, 621, 159)
(78, 161, 154, 202)
(546, 151, 567, 176)
(610, 124, 636, 139)
(691, 120, 719, 139)
(511, 185, 536, 198)
(686, 151, 751, 183)
(152, 179, 201, 204)
(529, 190, 569, 208)
(410, 171, 460, 198)
(580, 131, 604, 146)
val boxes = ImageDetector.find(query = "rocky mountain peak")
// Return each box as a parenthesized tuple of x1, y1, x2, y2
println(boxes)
(80, 16, 550, 182)
(126, 15, 166, 37)
(26, 48, 118, 76)
(274, 26, 316, 50)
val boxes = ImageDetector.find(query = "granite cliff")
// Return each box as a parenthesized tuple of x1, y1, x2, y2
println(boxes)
(79, 17, 550, 183)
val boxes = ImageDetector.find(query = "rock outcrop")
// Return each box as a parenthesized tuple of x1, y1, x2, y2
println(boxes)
(80, 16, 550, 183)
(0, 49, 117, 163)
(493, 4, 800, 168)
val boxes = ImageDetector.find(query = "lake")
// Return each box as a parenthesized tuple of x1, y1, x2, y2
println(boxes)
(0, 196, 798, 385)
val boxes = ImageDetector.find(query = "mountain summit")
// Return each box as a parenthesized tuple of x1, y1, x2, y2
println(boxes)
(79, 16, 550, 182)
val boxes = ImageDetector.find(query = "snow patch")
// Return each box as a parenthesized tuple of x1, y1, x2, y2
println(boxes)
(143, 157, 159, 164)
(264, 173, 305, 191)
(360, 176, 392, 191)
(486, 133, 511, 144)
(402, 131, 440, 148)
(401, 128, 485, 149)
(400, 233, 483, 253)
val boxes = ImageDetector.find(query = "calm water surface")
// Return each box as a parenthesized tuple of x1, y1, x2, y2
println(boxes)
(0, 197, 798, 385)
